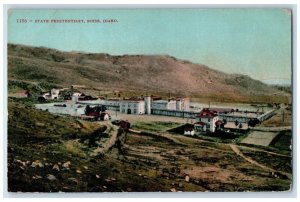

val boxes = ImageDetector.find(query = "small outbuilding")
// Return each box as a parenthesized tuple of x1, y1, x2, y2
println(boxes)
(184, 127, 195, 136)
(100, 113, 110, 121)
(10, 90, 30, 98)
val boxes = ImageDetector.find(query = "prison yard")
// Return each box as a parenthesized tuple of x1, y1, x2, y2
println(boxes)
(7, 83, 292, 192)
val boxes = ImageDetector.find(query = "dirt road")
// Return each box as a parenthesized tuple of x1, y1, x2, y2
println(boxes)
(90, 122, 119, 156)
(229, 144, 291, 179)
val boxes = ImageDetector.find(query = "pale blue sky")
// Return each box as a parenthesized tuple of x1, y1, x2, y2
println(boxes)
(8, 9, 291, 85)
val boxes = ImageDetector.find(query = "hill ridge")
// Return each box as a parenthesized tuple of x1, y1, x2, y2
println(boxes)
(7, 43, 288, 103)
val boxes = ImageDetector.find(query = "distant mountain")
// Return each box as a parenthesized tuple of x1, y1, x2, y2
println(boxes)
(7, 44, 290, 103)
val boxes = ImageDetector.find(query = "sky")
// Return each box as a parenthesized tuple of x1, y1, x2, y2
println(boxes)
(7, 9, 292, 85)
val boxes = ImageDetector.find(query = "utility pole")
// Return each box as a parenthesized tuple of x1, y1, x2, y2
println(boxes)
(282, 110, 285, 123)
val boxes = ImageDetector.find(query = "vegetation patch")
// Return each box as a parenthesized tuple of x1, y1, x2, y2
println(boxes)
(132, 121, 182, 133)
(269, 130, 292, 153)
(58, 140, 87, 158)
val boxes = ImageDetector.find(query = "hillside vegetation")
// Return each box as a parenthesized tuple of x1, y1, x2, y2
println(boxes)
(8, 43, 290, 103)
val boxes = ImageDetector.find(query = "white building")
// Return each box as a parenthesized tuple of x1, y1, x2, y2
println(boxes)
(100, 112, 110, 121)
(42, 88, 60, 100)
(119, 99, 145, 114)
(195, 108, 219, 133)
(71, 92, 82, 102)
(144, 96, 151, 114)
(77, 99, 106, 105)
(72, 92, 82, 97)
(184, 127, 195, 136)
(152, 99, 176, 110)
(50, 89, 60, 99)
(35, 103, 86, 115)
(176, 98, 190, 111)
(107, 99, 120, 106)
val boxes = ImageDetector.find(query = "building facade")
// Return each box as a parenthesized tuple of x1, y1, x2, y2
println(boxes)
(107, 99, 121, 106)
(119, 99, 145, 114)
(176, 98, 190, 111)
(152, 99, 176, 110)
(35, 103, 86, 115)
(196, 108, 219, 133)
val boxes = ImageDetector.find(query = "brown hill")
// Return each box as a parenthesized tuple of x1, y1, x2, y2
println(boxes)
(7, 44, 289, 103)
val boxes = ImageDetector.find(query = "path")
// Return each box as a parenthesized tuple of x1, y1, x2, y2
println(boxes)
(130, 128, 291, 158)
(129, 128, 187, 146)
(229, 144, 291, 179)
(236, 144, 291, 158)
(90, 122, 119, 157)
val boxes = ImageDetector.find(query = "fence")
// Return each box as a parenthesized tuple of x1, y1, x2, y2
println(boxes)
(151, 109, 199, 118)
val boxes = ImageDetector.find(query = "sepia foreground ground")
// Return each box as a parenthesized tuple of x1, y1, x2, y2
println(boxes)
(8, 99, 292, 192)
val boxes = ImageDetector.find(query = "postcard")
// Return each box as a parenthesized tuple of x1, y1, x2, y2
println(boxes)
(7, 8, 292, 193)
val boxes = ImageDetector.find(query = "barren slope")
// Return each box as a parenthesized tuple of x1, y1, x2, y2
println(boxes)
(8, 44, 287, 101)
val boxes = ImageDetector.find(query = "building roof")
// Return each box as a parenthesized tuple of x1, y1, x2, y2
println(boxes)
(122, 98, 144, 102)
(215, 120, 225, 126)
(78, 95, 98, 101)
(151, 96, 162, 101)
(196, 108, 218, 118)
(16, 90, 29, 94)
(87, 112, 100, 117)
(176, 97, 190, 101)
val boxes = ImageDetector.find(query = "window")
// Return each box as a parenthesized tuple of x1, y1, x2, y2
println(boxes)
(199, 118, 201, 121)
(134, 109, 137, 114)
(134, 104, 137, 107)
(208, 118, 210, 122)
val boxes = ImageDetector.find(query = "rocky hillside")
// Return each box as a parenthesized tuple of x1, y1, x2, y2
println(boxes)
(7, 44, 288, 102)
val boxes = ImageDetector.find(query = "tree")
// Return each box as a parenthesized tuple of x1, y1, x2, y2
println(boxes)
(101, 105, 107, 112)
(235, 120, 239, 127)
(248, 119, 256, 128)
(85, 105, 91, 115)
(38, 97, 46, 102)
(239, 123, 243, 129)
(95, 106, 101, 113)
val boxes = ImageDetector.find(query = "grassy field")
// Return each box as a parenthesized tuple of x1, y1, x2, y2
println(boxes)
(239, 149, 292, 174)
(269, 130, 292, 156)
(132, 122, 182, 133)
